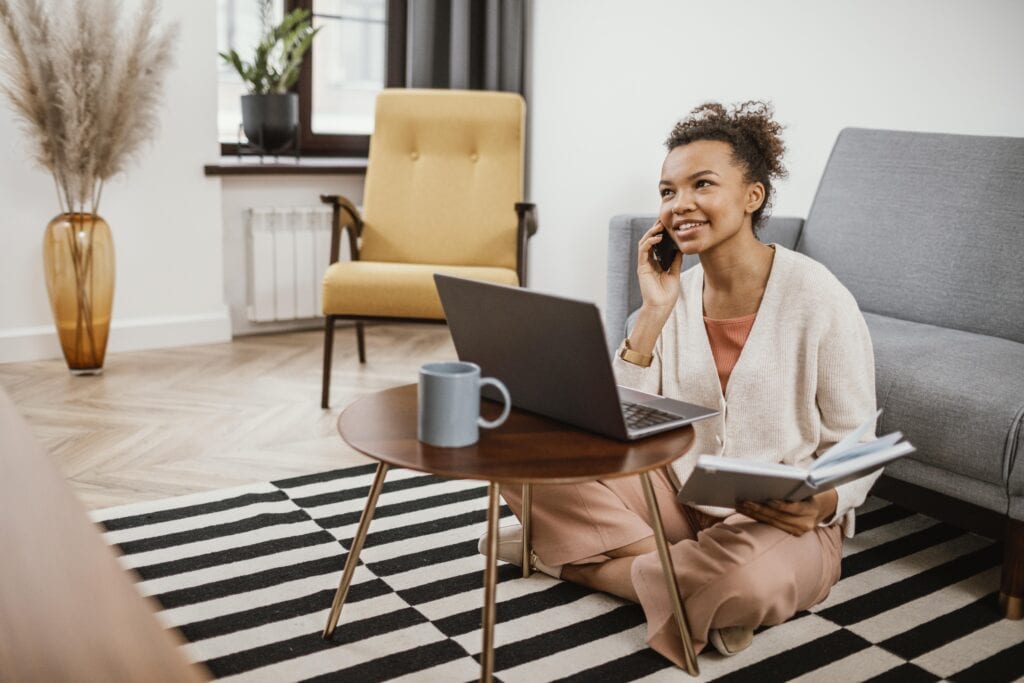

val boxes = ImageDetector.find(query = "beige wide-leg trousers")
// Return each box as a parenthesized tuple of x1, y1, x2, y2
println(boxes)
(500, 469, 843, 666)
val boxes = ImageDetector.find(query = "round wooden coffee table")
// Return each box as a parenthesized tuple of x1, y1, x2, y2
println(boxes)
(321, 384, 701, 679)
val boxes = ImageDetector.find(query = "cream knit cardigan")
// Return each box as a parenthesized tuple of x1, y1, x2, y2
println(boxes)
(613, 245, 879, 537)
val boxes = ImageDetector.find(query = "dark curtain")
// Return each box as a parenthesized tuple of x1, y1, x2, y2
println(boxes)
(405, 0, 526, 95)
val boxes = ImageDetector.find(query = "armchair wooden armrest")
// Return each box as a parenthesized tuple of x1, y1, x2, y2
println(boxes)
(320, 194, 364, 264)
(515, 202, 539, 286)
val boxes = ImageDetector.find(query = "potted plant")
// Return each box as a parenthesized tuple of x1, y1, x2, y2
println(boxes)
(0, 0, 178, 374)
(219, 0, 320, 152)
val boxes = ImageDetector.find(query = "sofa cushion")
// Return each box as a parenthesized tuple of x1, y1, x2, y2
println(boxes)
(798, 128, 1024, 344)
(864, 312, 1024, 489)
(884, 458, 1012, 516)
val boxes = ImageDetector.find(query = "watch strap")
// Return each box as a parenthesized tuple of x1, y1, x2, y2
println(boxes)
(619, 339, 653, 367)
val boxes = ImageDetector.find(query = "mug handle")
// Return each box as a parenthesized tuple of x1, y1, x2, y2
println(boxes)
(478, 377, 511, 429)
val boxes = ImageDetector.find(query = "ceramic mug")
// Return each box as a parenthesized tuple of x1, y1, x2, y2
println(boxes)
(418, 361, 511, 447)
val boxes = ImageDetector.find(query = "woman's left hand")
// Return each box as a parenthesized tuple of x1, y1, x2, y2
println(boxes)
(737, 490, 838, 536)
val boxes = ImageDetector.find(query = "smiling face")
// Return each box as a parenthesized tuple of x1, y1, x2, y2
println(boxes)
(658, 139, 766, 255)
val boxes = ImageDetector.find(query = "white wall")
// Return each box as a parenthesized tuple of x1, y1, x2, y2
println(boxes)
(0, 0, 229, 363)
(526, 0, 1024, 308)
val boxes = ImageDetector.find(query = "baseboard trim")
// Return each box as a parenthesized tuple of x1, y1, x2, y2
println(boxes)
(0, 308, 232, 364)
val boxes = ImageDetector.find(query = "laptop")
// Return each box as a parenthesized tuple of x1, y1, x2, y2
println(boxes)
(434, 274, 719, 441)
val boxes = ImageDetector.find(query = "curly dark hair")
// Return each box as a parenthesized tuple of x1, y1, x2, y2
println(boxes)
(664, 101, 788, 232)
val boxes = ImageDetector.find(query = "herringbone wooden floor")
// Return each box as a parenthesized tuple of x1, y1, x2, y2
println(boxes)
(0, 324, 456, 510)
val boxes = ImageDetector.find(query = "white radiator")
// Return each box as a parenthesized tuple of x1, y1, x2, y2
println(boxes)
(247, 206, 337, 322)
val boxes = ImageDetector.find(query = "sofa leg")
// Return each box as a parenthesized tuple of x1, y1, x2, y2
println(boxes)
(321, 316, 335, 409)
(1000, 517, 1024, 619)
(356, 321, 366, 364)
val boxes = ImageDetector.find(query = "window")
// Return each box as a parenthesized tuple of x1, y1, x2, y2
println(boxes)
(308, 0, 386, 136)
(217, 0, 406, 156)
(297, 0, 406, 155)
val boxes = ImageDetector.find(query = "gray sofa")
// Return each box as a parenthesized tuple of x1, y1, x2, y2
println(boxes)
(606, 127, 1024, 618)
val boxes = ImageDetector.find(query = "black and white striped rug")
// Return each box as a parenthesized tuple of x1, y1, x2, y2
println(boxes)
(91, 464, 1024, 682)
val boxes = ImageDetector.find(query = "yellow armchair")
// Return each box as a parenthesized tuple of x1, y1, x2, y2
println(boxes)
(320, 89, 538, 408)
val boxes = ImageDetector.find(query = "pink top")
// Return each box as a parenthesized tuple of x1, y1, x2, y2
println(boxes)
(703, 313, 757, 393)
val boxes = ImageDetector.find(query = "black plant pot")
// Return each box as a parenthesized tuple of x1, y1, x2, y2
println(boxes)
(241, 93, 299, 153)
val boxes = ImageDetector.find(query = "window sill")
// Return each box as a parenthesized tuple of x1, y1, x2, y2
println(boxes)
(204, 156, 368, 176)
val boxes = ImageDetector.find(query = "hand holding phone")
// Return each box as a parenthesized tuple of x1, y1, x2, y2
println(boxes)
(633, 221, 682, 339)
(652, 229, 680, 272)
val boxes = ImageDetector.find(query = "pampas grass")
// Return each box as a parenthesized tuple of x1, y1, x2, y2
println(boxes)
(0, 0, 177, 370)
(0, 0, 179, 216)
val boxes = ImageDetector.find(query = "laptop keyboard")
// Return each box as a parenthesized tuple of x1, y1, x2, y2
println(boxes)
(621, 401, 679, 431)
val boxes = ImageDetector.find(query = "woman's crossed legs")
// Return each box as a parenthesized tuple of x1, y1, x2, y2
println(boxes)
(500, 470, 843, 665)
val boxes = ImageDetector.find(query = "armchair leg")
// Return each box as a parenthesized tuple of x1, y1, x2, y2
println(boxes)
(1000, 517, 1023, 619)
(321, 316, 336, 409)
(356, 321, 366, 364)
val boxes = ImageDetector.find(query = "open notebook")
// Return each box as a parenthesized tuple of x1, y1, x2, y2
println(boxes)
(676, 411, 915, 507)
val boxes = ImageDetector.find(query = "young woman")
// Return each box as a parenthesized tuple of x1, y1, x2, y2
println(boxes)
(489, 101, 878, 664)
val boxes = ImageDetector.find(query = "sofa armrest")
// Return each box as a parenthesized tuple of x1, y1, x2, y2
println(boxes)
(605, 214, 805, 353)
(606, 215, 656, 352)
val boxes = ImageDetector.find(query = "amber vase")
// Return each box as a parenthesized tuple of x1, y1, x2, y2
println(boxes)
(43, 213, 115, 374)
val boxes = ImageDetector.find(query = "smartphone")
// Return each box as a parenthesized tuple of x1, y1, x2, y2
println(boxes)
(652, 230, 679, 272)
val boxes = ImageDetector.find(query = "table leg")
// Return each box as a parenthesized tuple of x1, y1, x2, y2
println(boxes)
(640, 471, 700, 676)
(481, 481, 501, 681)
(322, 462, 389, 639)
(521, 483, 533, 578)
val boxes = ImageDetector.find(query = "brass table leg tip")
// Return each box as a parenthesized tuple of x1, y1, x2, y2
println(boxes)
(999, 592, 1023, 620)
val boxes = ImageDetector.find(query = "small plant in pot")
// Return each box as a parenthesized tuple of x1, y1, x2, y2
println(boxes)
(219, 0, 320, 152)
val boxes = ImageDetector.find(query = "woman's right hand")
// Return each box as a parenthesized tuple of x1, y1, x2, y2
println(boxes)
(637, 220, 683, 312)
(623, 221, 682, 358)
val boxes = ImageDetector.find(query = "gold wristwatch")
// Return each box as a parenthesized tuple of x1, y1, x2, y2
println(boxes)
(619, 339, 653, 367)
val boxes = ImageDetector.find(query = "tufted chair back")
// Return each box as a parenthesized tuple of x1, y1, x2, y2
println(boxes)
(359, 89, 525, 269)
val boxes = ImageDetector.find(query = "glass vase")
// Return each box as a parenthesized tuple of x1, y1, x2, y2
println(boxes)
(43, 213, 115, 374)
